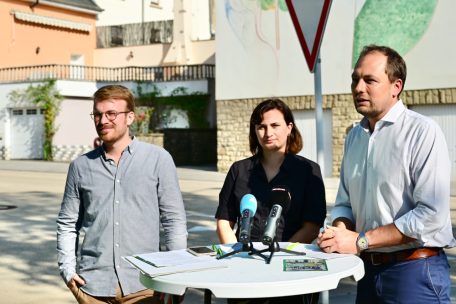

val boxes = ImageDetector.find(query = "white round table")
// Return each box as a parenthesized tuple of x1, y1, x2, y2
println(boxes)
(139, 248, 364, 303)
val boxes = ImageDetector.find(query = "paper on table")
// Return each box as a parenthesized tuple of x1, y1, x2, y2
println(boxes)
(283, 243, 352, 260)
(123, 249, 228, 277)
(133, 249, 215, 267)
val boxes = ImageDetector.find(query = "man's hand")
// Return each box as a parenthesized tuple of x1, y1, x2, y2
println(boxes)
(317, 225, 358, 254)
(67, 274, 86, 292)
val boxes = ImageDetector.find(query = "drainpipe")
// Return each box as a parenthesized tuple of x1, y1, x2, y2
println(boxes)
(163, 0, 192, 65)
(142, 0, 145, 45)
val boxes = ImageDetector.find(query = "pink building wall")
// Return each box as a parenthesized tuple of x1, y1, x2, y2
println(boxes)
(0, 0, 97, 67)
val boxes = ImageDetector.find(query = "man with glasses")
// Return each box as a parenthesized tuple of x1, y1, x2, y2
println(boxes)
(57, 85, 187, 303)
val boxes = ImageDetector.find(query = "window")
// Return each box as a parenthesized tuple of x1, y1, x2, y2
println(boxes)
(111, 25, 123, 46)
(12, 109, 23, 115)
(26, 109, 37, 115)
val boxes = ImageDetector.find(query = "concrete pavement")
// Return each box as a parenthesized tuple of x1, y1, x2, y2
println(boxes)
(0, 160, 454, 303)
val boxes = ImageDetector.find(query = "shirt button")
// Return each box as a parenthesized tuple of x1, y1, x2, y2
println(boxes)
(115, 243, 119, 247)
(115, 200, 119, 204)
(116, 265, 120, 268)
(116, 179, 120, 183)
(115, 222, 119, 226)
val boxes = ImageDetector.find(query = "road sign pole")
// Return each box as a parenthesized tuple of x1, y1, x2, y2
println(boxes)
(286, 0, 332, 177)
(314, 54, 325, 176)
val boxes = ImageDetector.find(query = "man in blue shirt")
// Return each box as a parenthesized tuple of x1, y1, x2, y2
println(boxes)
(318, 45, 455, 303)
(57, 85, 187, 303)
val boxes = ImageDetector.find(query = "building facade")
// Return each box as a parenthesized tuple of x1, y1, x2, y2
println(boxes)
(0, 0, 216, 161)
(216, 0, 456, 192)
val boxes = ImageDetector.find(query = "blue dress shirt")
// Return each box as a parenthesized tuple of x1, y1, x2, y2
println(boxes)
(332, 101, 456, 252)
(57, 138, 187, 296)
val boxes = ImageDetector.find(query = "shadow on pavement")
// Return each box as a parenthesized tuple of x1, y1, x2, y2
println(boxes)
(0, 191, 72, 303)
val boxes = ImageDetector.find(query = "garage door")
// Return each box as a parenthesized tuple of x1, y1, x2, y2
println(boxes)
(410, 105, 456, 195)
(293, 110, 333, 177)
(10, 108, 44, 159)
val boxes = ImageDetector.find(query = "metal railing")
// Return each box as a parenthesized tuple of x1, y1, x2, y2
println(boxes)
(0, 64, 215, 83)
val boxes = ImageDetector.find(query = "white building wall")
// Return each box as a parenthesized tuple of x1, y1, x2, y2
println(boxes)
(95, 0, 174, 26)
(404, 0, 456, 90)
(216, 0, 456, 100)
(410, 105, 456, 196)
(294, 109, 333, 177)
(0, 82, 96, 160)
(53, 98, 97, 147)
(93, 0, 215, 66)
(95, 0, 212, 42)
(191, 0, 212, 40)
(0, 83, 31, 158)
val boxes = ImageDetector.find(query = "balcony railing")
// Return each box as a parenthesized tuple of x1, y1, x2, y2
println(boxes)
(0, 64, 215, 83)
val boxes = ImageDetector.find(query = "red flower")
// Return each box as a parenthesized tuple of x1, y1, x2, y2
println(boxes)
(136, 113, 146, 121)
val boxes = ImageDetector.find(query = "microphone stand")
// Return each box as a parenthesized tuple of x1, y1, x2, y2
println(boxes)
(256, 240, 306, 264)
(217, 240, 305, 264)
(216, 241, 270, 262)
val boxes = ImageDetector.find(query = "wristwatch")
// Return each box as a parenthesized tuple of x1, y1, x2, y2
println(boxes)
(356, 232, 369, 252)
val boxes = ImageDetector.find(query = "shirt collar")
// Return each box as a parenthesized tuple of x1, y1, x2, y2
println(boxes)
(250, 155, 262, 172)
(127, 136, 137, 155)
(250, 153, 293, 173)
(101, 136, 136, 161)
(281, 154, 295, 173)
(359, 100, 406, 130)
(380, 99, 406, 123)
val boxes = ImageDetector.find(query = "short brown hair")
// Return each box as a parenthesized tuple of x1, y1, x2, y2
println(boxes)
(249, 98, 303, 156)
(93, 85, 135, 112)
(356, 45, 407, 96)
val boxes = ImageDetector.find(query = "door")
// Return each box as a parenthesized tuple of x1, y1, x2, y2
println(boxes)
(70, 54, 85, 80)
(293, 109, 333, 177)
(10, 108, 44, 159)
(410, 104, 456, 195)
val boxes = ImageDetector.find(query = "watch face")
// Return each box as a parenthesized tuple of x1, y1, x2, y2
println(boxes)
(357, 237, 368, 250)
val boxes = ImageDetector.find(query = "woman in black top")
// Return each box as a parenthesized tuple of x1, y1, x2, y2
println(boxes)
(215, 98, 326, 304)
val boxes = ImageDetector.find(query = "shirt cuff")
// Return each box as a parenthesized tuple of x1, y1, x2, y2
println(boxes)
(331, 206, 355, 224)
(394, 214, 425, 243)
(61, 268, 76, 285)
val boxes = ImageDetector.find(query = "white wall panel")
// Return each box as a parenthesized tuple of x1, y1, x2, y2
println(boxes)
(411, 105, 456, 195)
(294, 109, 332, 177)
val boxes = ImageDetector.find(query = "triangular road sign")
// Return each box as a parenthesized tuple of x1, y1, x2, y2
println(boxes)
(286, 0, 332, 72)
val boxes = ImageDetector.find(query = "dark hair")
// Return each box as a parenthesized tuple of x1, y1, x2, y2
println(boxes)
(249, 98, 302, 156)
(356, 45, 407, 96)
(93, 85, 135, 112)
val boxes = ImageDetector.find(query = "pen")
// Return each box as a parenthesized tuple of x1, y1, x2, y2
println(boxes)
(134, 255, 159, 267)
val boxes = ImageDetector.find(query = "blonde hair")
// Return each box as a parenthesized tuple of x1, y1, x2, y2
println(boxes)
(93, 85, 135, 111)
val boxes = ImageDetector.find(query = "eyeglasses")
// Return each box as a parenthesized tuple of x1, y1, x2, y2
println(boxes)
(90, 110, 130, 122)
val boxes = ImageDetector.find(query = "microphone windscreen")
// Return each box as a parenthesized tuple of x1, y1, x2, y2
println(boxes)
(240, 194, 257, 214)
(270, 187, 291, 213)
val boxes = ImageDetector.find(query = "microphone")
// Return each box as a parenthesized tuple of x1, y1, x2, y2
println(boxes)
(239, 194, 258, 244)
(262, 187, 291, 246)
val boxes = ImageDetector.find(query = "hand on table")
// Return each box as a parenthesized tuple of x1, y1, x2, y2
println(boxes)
(317, 225, 358, 254)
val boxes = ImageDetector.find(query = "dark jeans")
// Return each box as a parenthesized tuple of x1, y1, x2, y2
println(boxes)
(356, 250, 451, 303)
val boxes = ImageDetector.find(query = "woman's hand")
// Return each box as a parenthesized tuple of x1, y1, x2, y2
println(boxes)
(216, 219, 238, 244)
